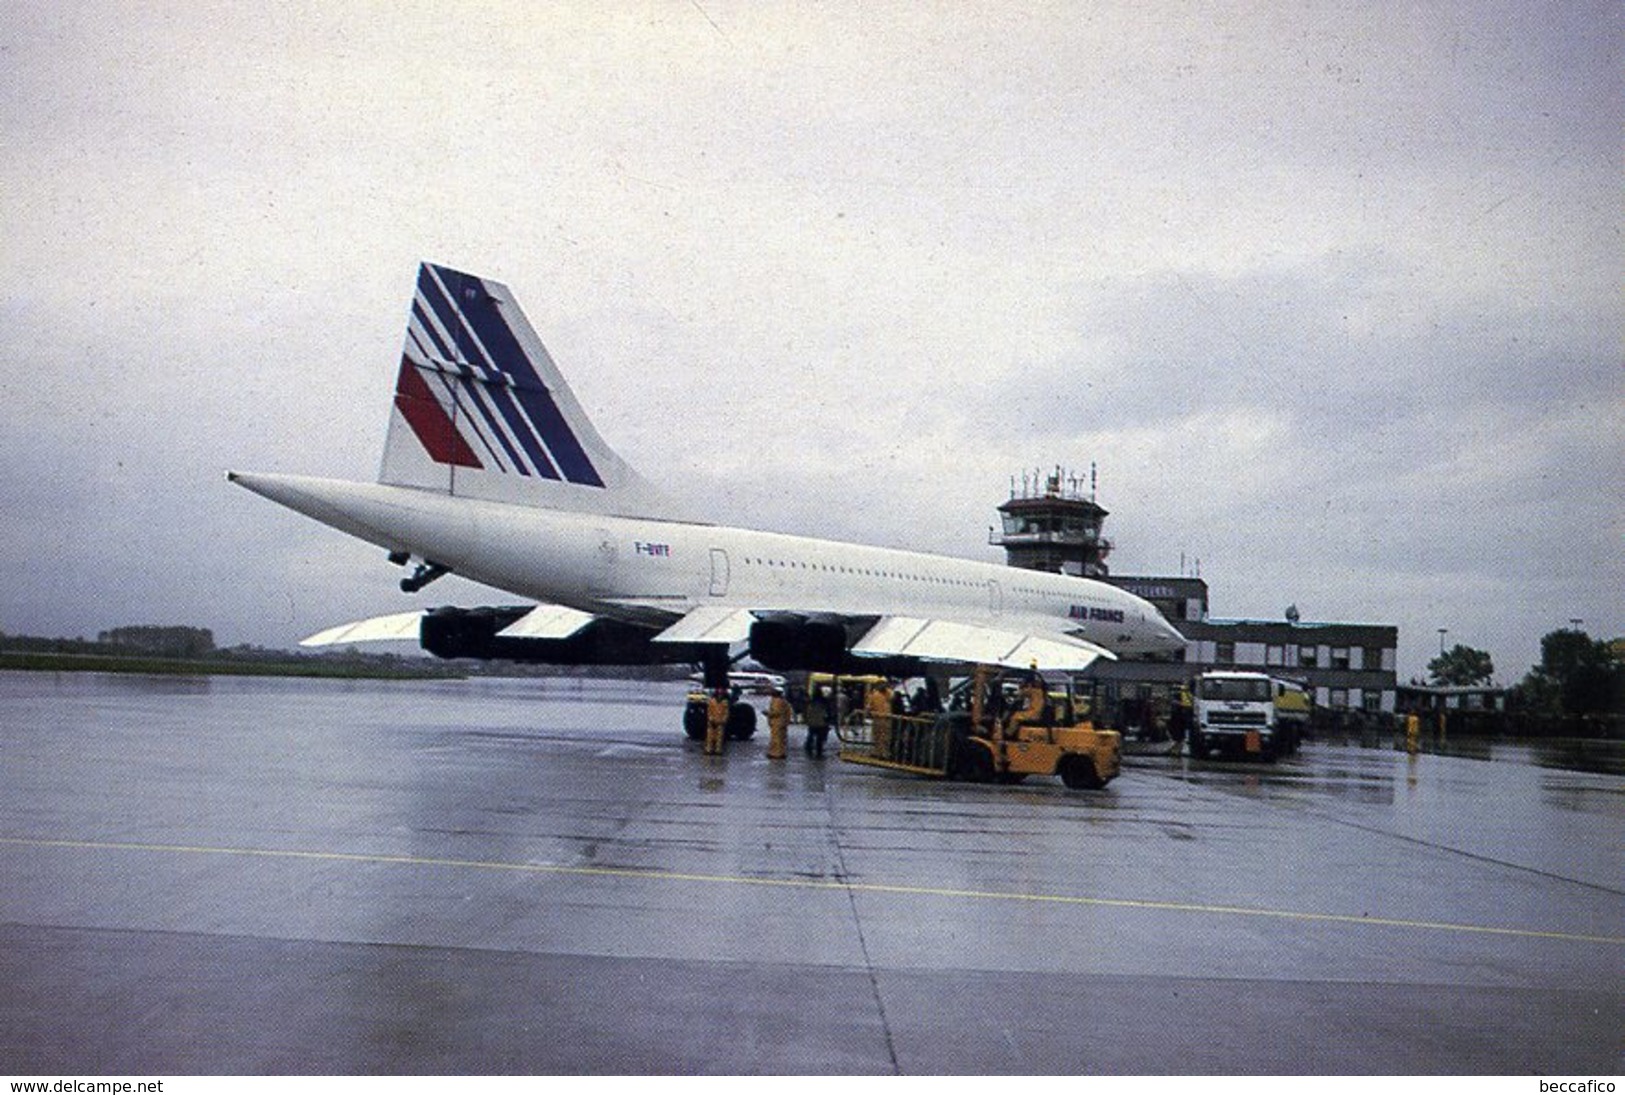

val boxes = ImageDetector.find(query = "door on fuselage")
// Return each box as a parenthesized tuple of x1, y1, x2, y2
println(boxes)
(709, 548, 730, 597)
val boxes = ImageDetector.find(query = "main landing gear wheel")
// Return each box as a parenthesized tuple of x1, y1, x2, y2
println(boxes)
(683, 699, 708, 740)
(683, 698, 757, 741)
(726, 701, 758, 741)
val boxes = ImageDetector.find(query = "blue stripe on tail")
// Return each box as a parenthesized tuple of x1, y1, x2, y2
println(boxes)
(427, 264, 605, 488)
(417, 267, 562, 481)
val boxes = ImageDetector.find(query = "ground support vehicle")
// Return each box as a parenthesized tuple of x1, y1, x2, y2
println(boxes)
(1189, 670, 1306, 761)
(1273, 680, 1311, 746)
(685, 669, 786, 696)
(837, 667, 1121, 790)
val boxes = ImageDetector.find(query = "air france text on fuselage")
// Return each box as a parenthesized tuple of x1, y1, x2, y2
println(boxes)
(1069, 605, 1126, 623)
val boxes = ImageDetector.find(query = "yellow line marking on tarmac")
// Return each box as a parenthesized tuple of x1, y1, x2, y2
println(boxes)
(3, 834, 1621, 947)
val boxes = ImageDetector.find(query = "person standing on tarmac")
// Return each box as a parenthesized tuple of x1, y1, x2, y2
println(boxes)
(704, 687, 730, 756)
(1171, 685, 1193, 756)
(766, 687, 793, 760)
(804, 687, 832, 758)
(865, 680, 895, 759)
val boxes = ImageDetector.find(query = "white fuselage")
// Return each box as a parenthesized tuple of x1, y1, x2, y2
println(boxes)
(230, 472, 1187, 659)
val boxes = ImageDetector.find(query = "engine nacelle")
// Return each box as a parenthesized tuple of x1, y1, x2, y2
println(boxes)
(748, 612, 850, 671)
(419, 606, 673, 665)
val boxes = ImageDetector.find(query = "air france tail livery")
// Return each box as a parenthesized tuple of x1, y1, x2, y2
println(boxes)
(229, 263, 1185, 681)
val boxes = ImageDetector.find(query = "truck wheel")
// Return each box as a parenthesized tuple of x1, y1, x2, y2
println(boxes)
(726, 701, 758, 741)
(1059, 755, 1104, 790)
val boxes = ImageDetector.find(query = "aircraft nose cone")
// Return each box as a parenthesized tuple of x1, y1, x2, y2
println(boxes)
(1159, 618, 1187, 651)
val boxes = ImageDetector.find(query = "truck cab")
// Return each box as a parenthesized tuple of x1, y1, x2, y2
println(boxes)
(1190, 670, 1306, 760)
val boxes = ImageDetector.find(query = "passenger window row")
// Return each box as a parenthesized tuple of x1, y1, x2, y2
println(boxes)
(740, 557, 978, 587)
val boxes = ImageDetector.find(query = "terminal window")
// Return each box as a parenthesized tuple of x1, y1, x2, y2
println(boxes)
(1298, 645, 1319, 668)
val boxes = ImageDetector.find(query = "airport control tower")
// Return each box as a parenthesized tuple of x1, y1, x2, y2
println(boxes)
(991, 466, 1112, 577)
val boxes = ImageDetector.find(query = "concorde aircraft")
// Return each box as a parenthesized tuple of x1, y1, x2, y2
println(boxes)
(229, 262, 1186, 686)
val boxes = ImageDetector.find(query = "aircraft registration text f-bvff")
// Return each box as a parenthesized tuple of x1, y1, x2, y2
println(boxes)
(229, 262, 1186, 679)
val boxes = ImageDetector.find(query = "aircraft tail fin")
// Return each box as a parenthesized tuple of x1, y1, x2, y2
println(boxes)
(379, 262, 686, 519)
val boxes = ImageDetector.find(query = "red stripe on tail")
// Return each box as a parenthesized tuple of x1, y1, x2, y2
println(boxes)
(394, 358, 483, 469)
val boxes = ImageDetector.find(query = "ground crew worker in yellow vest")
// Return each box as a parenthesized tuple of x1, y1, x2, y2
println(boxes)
(1006, 670, 1047, 735)
(1170, 686, 1193, 756)
(766, 687, 792, 760)
(865, 680, 894, 759)
(705, 688, 730, 756)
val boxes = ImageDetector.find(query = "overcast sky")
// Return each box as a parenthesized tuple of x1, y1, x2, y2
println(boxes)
(3, 3, 1620, 681)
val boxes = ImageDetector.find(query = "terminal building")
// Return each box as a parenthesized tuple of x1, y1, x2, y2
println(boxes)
(991, 469, 1399, 728)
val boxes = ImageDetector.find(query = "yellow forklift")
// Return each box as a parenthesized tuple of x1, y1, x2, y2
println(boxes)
(838, 666, 1121, 790)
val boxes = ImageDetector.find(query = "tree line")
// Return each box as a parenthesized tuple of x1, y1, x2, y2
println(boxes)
(1429, 628, 1624, 716)
(97, 625, 216, 659)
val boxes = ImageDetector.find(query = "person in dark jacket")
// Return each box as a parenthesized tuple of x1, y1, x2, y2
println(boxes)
(804, 687, 832, 758)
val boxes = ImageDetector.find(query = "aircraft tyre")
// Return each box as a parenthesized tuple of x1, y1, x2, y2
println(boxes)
(682, 698, 707, 741)
(726, 701, 758, 741)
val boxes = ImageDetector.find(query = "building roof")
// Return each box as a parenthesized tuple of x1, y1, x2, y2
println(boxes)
(1181, 618, 1398, 645)
(1102, 576, 1209, 600)
(997, 494, 1108, 515)
(1396, 683, 1507, 696)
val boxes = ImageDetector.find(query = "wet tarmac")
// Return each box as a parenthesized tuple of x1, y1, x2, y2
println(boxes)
(0, 671, 1620, 1074)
